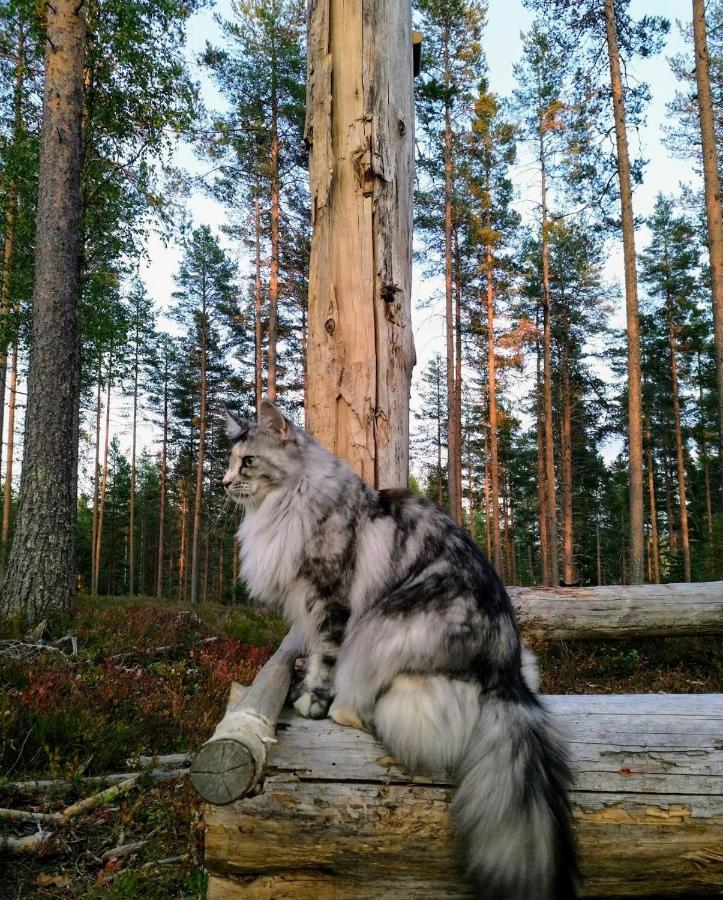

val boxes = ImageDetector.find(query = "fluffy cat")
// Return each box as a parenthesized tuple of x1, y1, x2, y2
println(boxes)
(223, 399, 578, 900)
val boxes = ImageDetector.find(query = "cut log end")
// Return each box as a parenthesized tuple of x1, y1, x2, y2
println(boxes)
(191, 738, 258, 805)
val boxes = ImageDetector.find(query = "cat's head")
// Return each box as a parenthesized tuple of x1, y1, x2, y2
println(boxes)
(222, 398, 303, 507)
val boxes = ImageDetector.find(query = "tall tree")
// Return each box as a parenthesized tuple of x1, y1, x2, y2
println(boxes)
(415, 0, 486, 518)
(692, 0, 723, 466)
(305, 0, 415, 487)
(1, 0, 86, 619)
(172, 226, 236, 604)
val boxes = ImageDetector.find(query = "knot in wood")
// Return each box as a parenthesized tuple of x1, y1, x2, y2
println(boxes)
(324, 317, 336, 335)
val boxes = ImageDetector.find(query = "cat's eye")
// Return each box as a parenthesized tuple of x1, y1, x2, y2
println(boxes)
(242, 455, 255, 467)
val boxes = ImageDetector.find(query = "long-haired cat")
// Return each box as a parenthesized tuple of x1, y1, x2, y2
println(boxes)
(223, 399, 578, 899)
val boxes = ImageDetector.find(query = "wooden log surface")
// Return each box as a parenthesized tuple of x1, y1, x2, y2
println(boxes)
(191, 626, 303, 804)
(510, 581, 723, 640)
(205, 694, 723, 898)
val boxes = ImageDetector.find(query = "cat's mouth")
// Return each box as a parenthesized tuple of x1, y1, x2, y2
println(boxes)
(225, 482, 254, 503)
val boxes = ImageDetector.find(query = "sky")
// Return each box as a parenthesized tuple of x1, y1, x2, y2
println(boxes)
(2, 0, 704, 489)
(140, 0, 697, 374)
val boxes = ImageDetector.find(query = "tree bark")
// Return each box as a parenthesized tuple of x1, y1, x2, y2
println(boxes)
(129, 333, 139, 598)
(539, 134, 559, 587)
(535, 334, 550, 584)
(1, 0, 87, 619)
(604, 0, 645, 584)
(485, 249, 502, 572)
(305, 0, 415, 489)
(1, 342, 18, 553)
(692, 0, 723, 468)
(0, 19, 25, 483)
(268, 79, 280, 402)
(156, 352, 169, 599)
(92, 352, 112, 596)
(90, 358, 101, 587)
(190, 320, 207, 604)
(645, 421, 661, 585)
(697, 353, 714, 540)
(667, 299, 691, 582)
(560, 345, 575, 585)
(442, 31, 460, 520)
(453, 232, 463, 523)
(254, 197, 263, 412)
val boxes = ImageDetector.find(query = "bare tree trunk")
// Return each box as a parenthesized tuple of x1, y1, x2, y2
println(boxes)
(539, 140, 559, 586)
(453, 233, 463, 523)
(692, 0, 723, 467)
(1, 341, 18, 552)
(156, 355, 169, 599)
(535, 336, 550, 584)
(561, 347, 575, 585)
(604, 0, 645, 584)
(267, 71, 280, 401)
(93, 353, 112, 596)
(697, 353, 714, 539)
(305, 0, 415, 489)
(1, 0, 87, 618)
(190, 324, 207, 604)
(645, 421, 661, 585)
(663, 447, 677, 562)
(178, 481, 187, 602)
(0, 19, 25, 481)
(486, 249, 502, 572)
(254, 197, 263, 412)
(90, 359, 101, 587)
(442, 32, 459, 519)
(596, 519, 603, 585)
(129, 339, 139, 598)
(667, 302, 691, 582)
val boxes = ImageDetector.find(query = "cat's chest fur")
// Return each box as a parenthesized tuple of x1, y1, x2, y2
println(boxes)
(237, 489, 306, 607)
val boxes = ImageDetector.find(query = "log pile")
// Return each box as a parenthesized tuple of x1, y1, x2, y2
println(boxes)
(194, 583, 723, 898)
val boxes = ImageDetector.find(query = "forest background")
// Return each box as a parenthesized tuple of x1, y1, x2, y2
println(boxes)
(1, 0, 721, 609)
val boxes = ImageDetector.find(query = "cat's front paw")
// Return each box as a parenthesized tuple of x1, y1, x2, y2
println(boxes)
(328, 700, 371, 732)
(293, 689, 331, 719)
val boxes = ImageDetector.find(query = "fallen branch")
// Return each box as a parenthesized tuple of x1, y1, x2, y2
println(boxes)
(0, 830, 54, 856)
(61, 770, 146, 820)
(1, 767, 189, 799)
(0, 807, 63, 825)
(101, 839, 148, 861)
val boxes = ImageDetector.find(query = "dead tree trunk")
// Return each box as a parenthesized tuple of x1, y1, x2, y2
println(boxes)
(1, 0, 87, 619)
(604, 0, 645, 584)
(92, 352, 112, 596)
(1, 341, 18, 553)
(305, 0, 415, 488)
(692, 0, 723, 467)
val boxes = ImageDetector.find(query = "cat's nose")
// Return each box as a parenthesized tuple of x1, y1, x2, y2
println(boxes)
(222, 475, 233, 488)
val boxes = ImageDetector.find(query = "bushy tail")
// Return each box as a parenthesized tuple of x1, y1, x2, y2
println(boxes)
(452, 686, 578, 900)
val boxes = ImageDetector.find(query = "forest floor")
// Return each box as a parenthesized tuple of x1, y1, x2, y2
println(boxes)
(1, 596, 722, 898)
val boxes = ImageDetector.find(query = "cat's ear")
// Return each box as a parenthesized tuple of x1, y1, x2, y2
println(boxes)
(223, 405, 246, 441)
(259, 397, 289, 439)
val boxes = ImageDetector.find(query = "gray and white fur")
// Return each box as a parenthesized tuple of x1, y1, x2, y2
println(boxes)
(223, 399, 578, 899)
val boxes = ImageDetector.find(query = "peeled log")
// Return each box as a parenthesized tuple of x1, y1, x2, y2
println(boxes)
(191, 627, 303, 804)
(510, 581, 723, 641)
(204, 694, 723, 898)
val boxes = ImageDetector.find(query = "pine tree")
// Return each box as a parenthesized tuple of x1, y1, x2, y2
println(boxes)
(171, 226, 236, 605)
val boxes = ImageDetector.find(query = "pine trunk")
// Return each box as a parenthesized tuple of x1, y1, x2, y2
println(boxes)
(540, 145, 559, 586)
(604, 0, 645, 584)
(535, 337, 550, 584)
(0, 20, 25, 480)
(157, 356, 169, 599)
(305, 0, 415, 489)
(443, 33, 459, 519)
(1, 341, 18, 552)
(93, 358, 112, 596)
(667, 304, 691, 582)
(190, 324, 207, 604)
(697, 353, 714, 539)
(453, 234, 463, 523)
(561, 346, 575, 585)
(692, 0, 723, 467)
(129, 341, 139, 598)
(1, 0, 86, 618)
(254, 197, 263, 412)
(90, 359, 101, 587)
(645, 421, 661, 585)
(486, 250, 502, 572)
(268, 91, 280, 402)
